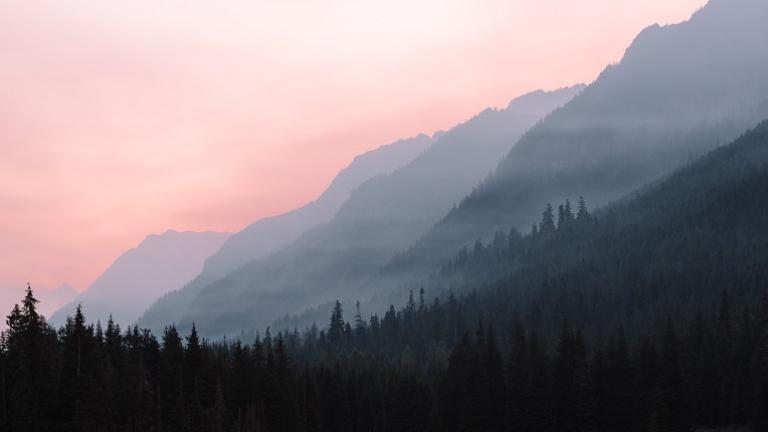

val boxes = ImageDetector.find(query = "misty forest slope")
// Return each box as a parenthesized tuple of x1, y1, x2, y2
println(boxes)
(426, 120, 768, 334)
(139, 133, 433, 329)
(50, 230, 229, 327)
(203, 133, 435, 279)
(149, 86, 584, 335)
(377, 0, 768, 293)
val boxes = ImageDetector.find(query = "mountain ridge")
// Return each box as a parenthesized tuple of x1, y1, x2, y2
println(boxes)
(157, 85, 585, 336)
(50, 230, 230, 327)
(138, 132, 436, 330)
(372, 0, 768, 294)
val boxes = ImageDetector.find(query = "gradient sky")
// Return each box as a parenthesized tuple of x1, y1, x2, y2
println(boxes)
(0, 0, 706, 300)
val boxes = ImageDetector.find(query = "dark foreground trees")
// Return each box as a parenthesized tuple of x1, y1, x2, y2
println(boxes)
(2, 283, 767, 431)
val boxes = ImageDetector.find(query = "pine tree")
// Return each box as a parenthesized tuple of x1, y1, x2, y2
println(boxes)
(329, 301, 345, 346)
(354, 301, 364, 331)
(3, 286, 57, 431)
(21, 285, 42, 335)
(557, 203, 567, 230)
(60, 304, 98, 430)
(406, 290, 417, 318)
(564, 199, 574, 225)
(160, 325, 186, 432)
(540, 203, 556, 234)
(577, 196, 589, 221)
(186, 323, 202, 381)
(419, 288, 426, 314)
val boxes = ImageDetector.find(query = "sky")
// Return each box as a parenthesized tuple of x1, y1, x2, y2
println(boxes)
(0, 0, 706, 304)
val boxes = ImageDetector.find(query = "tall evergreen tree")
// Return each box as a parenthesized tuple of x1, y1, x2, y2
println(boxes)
(328, 301, 345, 346)
(577, 196, 589, 220)
(540, 203, 556, 234)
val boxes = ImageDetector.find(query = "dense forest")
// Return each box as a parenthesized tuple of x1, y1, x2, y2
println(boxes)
(4, 124, 768, 431)
(2, 280, 768, 431)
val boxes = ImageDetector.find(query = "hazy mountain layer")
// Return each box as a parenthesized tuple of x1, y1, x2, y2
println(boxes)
(36, 284, 78, 318)
(204, 134, 435, 279)
(138, 134, 434, 330)
(164, 85, 584, 336)
(50, 230, 229, 327)
(373, 0, 768, 294)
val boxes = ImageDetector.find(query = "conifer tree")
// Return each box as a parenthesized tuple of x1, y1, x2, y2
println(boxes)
(328, 301, 345, 346)
(540, 203, 556, 234)
(557, 203, 567, 230)
(576, 196, 589, 220)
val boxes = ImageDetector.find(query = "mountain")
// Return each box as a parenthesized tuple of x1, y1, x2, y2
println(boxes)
(203, 133, 435, 280)
(50, 230, 230, 327)
(36, 283, 78, 318)
(374, 0, 768, 293)
(138, 133, 434, 330)
(432, 119, 768, 314)
(152, 85, 584, 336)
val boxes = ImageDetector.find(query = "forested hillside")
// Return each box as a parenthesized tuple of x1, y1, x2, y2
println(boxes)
(376, 0, 768, 294)
(4, 121, 768, 431)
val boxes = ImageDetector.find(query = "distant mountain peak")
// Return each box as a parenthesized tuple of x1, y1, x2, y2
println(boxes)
(50, 230, 230, 327)
(505, 84, 586, 115)
(194, 133, 435, 281)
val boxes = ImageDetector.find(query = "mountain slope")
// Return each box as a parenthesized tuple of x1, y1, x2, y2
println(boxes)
(138, 134, 434, 330)
(376, 0, 768, 290)
(50, 230, 229, 327)
(162, 85, 584, 336)
(436, 119, 768, 304)
(37, 283, 78, 318)
(203, 133, 434, 279)
(285, 118, 768, 369)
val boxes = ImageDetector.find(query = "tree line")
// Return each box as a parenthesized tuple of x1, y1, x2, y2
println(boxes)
(2, 275, 767, 431)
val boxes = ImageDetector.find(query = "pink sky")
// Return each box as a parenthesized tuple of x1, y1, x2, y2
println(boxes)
(0, 0, 706, 298)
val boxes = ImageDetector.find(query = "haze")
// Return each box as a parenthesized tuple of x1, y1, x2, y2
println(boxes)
(0, 0, 705, 297)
